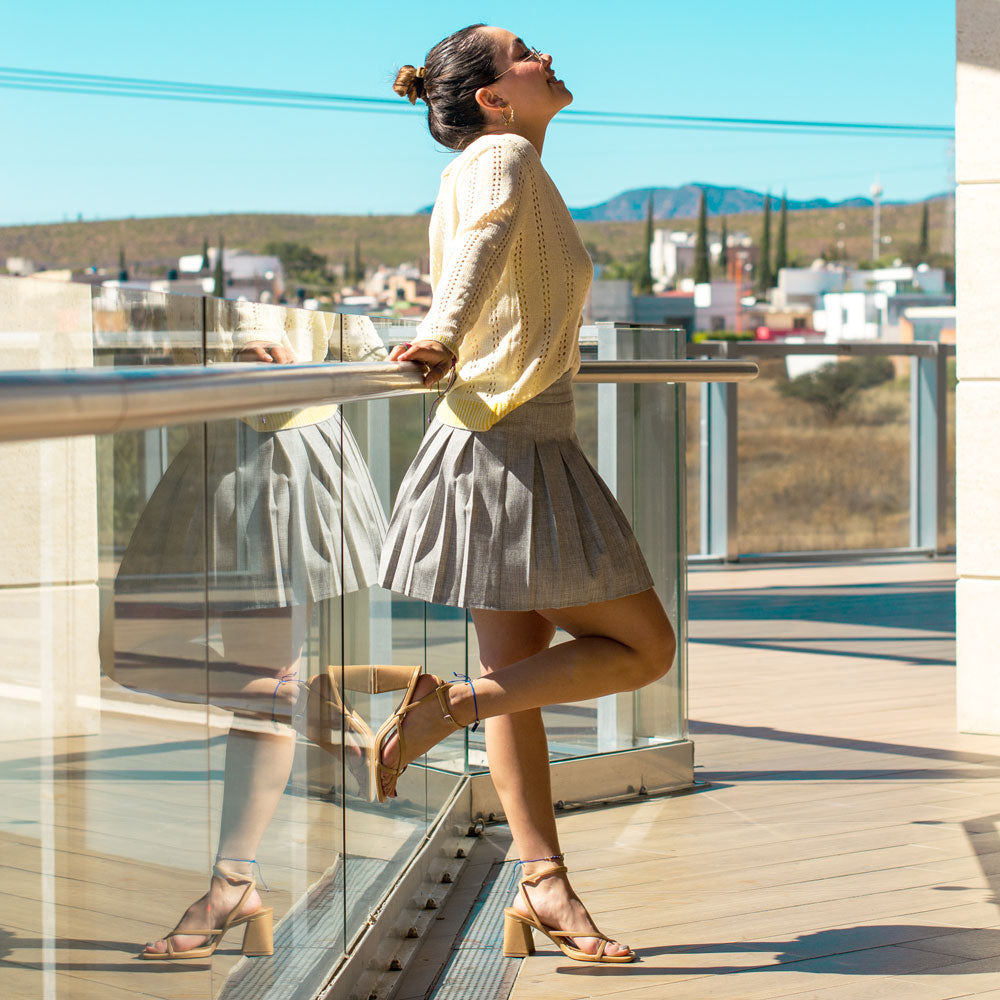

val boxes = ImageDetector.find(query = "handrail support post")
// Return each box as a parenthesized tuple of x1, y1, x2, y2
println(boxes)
(910, 346, 948, 553)
(700, 344, 739, 561)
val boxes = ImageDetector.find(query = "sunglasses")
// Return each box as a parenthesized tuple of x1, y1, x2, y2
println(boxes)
(492, 46, 544, 82)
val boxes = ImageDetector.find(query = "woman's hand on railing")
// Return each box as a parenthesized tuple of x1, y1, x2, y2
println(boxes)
(235, 341, 296, 364)
(389, 340, 455, 388)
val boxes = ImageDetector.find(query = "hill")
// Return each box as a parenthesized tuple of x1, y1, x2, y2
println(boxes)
(568, 183, 892, 222)
(0, 198, 953, 275)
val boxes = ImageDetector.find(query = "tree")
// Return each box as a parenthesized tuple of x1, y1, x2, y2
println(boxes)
(351, 237, 364, 285)
(719, 217, 729, 275)
(755, 194, 773, 295)
(635, 191, 655, 294)
(263, 241, 327, 279)
(918, 202, 930, 261)
(775, 192, 789, 273)
(694, 188, 710, 284)
(118, 246, 128, 281)
(214, 234, 225, 298)
(201, 237, 210, 272)
(777, 356, 895, 423)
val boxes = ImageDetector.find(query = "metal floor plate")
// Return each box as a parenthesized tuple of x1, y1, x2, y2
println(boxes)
(428, 861, 522, 1000)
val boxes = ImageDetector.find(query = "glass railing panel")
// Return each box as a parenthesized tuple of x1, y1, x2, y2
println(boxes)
(93, 285, 204, 366)
(737, 353, 910, 553)
(502, 325, 687, 759)
(627, 329, 686, 746)
(0, 277, 217, 999)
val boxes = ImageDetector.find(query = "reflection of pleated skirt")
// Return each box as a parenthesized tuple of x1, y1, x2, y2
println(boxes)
(379, 373, 654, 611)
(116, 411, 387, 611)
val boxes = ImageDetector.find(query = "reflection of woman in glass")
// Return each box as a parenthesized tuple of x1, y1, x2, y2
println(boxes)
(107, 306, 388, 959)
(378, 26, 676, 964)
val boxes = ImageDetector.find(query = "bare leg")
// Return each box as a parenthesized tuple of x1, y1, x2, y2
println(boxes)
(379, 588, 675, 798)
(144, 605, 307, 955)
(473, 609, 630, 958)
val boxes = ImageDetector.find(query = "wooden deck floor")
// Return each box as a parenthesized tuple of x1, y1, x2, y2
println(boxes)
(506, 557, 1000, 1000)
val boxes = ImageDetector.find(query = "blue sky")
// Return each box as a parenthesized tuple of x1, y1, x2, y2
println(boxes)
(1, 0, 955, 226)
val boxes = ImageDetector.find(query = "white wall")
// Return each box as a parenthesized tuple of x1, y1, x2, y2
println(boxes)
(956, 0, 1000, 733)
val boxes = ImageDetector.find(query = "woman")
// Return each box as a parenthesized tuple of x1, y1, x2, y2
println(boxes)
(379, 25, 676, 964)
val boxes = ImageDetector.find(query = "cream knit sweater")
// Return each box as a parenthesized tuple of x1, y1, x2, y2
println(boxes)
(417, 132, 594, 431)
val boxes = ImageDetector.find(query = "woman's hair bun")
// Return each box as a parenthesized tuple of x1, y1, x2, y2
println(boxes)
(393, 65, 426, 105)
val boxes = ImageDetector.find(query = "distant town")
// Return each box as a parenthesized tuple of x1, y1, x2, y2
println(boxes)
(3, 186, 954, 350)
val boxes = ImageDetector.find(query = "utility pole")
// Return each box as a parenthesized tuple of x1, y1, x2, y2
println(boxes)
(870, 175, 883, 263)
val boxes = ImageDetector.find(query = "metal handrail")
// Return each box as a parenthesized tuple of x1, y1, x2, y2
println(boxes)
(694, 340, 955, 359)
(0, 358, 758, 444)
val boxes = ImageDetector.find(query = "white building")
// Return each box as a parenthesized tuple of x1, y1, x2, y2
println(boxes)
(821, 288, 954, 342)
(773, 264, 850, 309)
(776, 263, 947, 313)
(651, 228, 753, 286)
(694, 281, 741, 332)
(650, 230, 696, 285)
(178, 248, 285, 302)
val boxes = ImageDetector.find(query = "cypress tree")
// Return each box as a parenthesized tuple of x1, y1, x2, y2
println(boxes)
(918, 202, 930, 261)
(694, 188, 710, 284)
(352, 237, 364, 285)
(214, 235, 225, 297)
(201, 237, 210, 272)
(775, 192, 789, 273)
(719, 217, 729, 275)
(636, 191, 655, 294)
(118, 246, 128, 281)
(756, 194, 773, 295)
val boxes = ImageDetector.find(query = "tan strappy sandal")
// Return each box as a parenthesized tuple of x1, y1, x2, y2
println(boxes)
(370, 673, 479, 803)
(140, 860, 273, 961)
(503, 861, 635, 964)
(301, 665, 421, 798)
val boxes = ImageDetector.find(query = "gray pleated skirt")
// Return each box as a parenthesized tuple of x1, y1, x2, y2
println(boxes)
(116, 410, 387, 612)
(378, 372, 654, 611)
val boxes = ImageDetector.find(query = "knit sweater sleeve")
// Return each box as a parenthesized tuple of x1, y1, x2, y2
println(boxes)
(418, 137, 531, 356)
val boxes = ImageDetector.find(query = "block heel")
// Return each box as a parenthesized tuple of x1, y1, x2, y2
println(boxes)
(502, 910, 535, 957)
(241, 908, 274, 956)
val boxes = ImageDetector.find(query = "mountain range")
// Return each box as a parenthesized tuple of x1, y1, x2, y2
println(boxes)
(567, 184, 907, 222)
(420, 183, 928, 221)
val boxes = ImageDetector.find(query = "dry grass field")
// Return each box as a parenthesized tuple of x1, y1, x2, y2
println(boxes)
(684, 360, 956, 555)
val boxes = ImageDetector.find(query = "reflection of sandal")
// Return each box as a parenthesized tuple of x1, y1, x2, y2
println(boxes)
(140, 860, 273, 961)
(292, 666, 422, 796)
(371, 674, 479, 803)
(502, 861, 634, 964)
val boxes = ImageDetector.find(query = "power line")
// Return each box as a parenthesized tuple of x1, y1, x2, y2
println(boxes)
(0, 66, 954, 139)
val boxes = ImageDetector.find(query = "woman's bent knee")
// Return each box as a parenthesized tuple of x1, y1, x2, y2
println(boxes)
(632, 619, 676, 688)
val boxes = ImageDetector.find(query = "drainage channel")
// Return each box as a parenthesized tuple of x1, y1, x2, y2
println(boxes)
(426, 858, 522, 1000)
(219, 856, 388, 1000)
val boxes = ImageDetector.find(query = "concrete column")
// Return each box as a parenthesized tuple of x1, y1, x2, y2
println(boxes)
(956, 1, 1000, 733)
(0, 277, 100, 741)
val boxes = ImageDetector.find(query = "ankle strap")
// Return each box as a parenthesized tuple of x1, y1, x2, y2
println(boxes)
(508, 853, 564, 890)
(451, 673, 480, 731)
(214, 856, 270, 891)
(271, 675, 304, 724)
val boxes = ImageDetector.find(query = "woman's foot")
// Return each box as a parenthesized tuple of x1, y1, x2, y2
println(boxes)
(377, 674, 469, 799)
(141, 875, 262, 957)
(514, 869, 632, 959)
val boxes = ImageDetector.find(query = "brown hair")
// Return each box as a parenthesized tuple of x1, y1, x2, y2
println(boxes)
(393, 24, 500, 150)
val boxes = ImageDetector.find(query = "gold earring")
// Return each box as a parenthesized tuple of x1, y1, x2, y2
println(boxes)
(501, 103, 515, 126)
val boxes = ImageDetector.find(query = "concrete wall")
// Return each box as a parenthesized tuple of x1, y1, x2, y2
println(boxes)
(0, 277, 100, 740)
(956, 1, 1000, 733)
